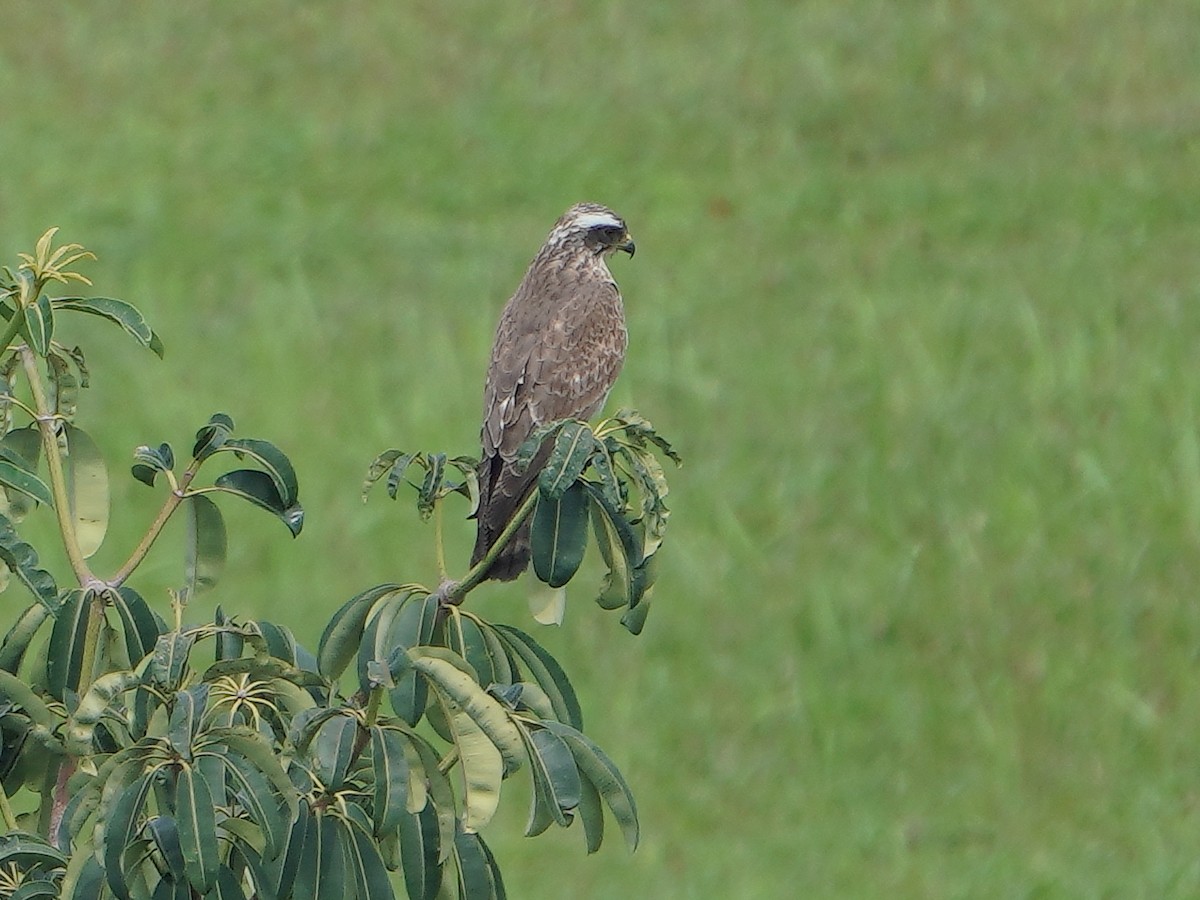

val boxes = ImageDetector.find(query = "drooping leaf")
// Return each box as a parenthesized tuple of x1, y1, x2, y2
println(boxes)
(46, 588, 90, 701)
(64, 669, 143, 755)
(537, 421, 594, 499)
(146, 816, 188, 889)
(183, 495, 226, 596)
(575, 768, 605, 853)
(0, 428, 43, 521)
(51, 296, 164, 356)
(384, 595, 438, 726)
(449, 611, 510, 690)
(524, 725, 582, 835)
(541, 720, 639, 852)
(431, 688, 504, 833)
(63, 424, 109, 558)
(318, 582, 407, 682)
(168, 684, 209, 759)
(109, 586, 164, 667)
(355, 589, 413, 695)
(408, 647, 525, 777)
(0, 511, 58, 610)
(310, 713, 359, 791)
(209, 470, 304, 537)
(530, 481, 589, 588)
(492, 624, 582, 730)
(212, 438, 299, 508)
(294, 812, 343, 900)
(0, 457, 53, 510)
(398, 802, 442, 900)
(192, 414, 234, 462)
(453, 829, 505, 900)
(342, 817, 396, 900)
(514, 420, 564, 474)
(176, 764, 220, 893)
(370, 726, 410, 838)
(217, 749, 290, 860)
(150, 631, 196, 693)
(102, 772, 154, 900)
(0, 831, 68, 873)
(0, 601, 51, 673)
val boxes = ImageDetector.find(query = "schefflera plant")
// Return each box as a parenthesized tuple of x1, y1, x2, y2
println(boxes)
(0, 230, 307, 899)
(0, 229, 679, 900)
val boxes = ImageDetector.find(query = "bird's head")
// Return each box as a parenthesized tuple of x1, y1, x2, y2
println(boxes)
(549, 203, 636, 259)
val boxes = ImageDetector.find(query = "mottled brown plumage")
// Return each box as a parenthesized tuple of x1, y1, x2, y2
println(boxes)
(472, 203, 635, 581)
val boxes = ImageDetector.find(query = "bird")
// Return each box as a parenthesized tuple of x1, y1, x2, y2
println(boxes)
(471, 202, 636, 582)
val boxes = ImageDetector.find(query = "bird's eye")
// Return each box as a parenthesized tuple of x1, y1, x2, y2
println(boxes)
(590, 224, 623, 243)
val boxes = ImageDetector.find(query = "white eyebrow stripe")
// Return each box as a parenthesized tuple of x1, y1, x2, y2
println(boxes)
(572, 211, 622, 230)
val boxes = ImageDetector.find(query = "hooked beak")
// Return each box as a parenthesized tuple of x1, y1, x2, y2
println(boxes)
(617, 234, 636, 257)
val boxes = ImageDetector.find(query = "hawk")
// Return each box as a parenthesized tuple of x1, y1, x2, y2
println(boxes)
(471, 202, 636, 581)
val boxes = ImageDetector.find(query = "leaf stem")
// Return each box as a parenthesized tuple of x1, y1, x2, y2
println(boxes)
(442, 489, 538, 605)
(20, 347, 93, 586)
(433, 499, 448, 582)
(108, 463, 200, 587)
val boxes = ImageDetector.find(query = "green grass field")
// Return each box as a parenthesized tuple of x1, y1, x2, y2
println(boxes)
(4, 1, 1200, 895)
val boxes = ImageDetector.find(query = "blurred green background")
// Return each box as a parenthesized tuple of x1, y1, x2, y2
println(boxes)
(4, 1, 1200, 896)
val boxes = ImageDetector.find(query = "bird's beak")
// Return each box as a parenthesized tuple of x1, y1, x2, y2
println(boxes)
(618, 234, 636, 257)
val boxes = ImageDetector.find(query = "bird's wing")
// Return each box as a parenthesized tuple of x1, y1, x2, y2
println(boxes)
(520, 279, 626, 446)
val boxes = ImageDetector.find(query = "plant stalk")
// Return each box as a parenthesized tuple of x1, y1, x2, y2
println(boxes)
(20, 347, 94, 586)
(442, 488, 538, 605)
(109, 464, 200, 587)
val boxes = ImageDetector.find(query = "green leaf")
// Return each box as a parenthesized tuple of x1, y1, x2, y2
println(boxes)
(0, 511, 58, 610)
(0, 831, 67, 872)
(22, 292, 53, 356)
(408, 737, 456, 863)
(531, 481, 589, 588)
(587, 489, 635, 610)
(619, 588, 653, 635)
(64, 669, 142, 755)
(432, 689, 504, 834)
(258, 801, 309, 899)
(453, 829, 504, 900)
(192, 413, 234, 461)
(527, 726, 582, 834)
(217, 749, 290, 860)
(319, 582, 408, 682)
(515, 420, 564, 474)
(342, 818, 397, 900)
(538, 421, 594, 499)
(417, 452, 445, 520)
(0, 428, 43, 521)
(0, 458, 53, 510)
(183, 495, 226, 596)
(398, 803, 442, 900)
(371, 726, 410, 838)
(48, 352, 78, 421)
(492, 624, 582, 729)
(384, 595, 438, 726)
(0, 602, 51, 673)
(110, 586, 164, 667)
(63, 424, 109, 558)
(52, 296, 164, 357)
(168, 685, 209, 758)
(102, 772, 154, 900)
(146, 815, 188, 888)
(575, 770, 605, 853)
(450, 612, 510, 690)
(587, 441, 622, 508)
(212, 438, 299, 508)
(176, 764, 220, 893)
(408, 647, 525, 777)
(363, 448, 414, 501)
(210, 469, 304, 536)
(311, 713, 359, 791)
(132, 442, 174, 487)
(542, 720, 639, 851)
(204, 727, 299, 823)
(295, 812, 343, 900)
(46, 588, 90, 701)
(10, 881, 62, 900)
(150, 631, 196, 692)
